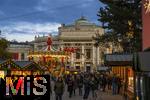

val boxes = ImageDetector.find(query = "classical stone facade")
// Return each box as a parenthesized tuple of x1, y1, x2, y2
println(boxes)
(7, 42, 33, 61)
(34, 16, 105, 72)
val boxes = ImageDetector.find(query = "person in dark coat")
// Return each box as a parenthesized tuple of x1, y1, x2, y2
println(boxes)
(112, 74, 118, 95)
(90, 77, 97, 98)
(117, 76, 122, 94)
(72, 75, 77, 96)
(107, 76, 112, 90)
(100, 75, 107, 92)
(83, 76, 91, 100)
(77, 75, 83, 96)
(67, 76, 74, 98)
(0, 78, 5, 99)
(54, 77, 64, 100)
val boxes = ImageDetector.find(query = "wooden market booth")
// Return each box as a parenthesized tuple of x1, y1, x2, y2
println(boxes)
(13, 61, 44, 75)
(104, 53, 134, 99)
(0, 59, 12, 78)
(0, 59, 44, 77)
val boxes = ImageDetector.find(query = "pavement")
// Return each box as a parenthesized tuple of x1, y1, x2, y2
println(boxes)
(50, 82, 123, 100)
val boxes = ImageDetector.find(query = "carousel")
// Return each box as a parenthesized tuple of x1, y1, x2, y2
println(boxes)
(27, 35, 78, 77)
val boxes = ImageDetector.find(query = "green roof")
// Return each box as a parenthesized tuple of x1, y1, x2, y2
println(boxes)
(14, 61, 33, 68)
(64, 16, 97, 27)
(75, 16, 95, 25)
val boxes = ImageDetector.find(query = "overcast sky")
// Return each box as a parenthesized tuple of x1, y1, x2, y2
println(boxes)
(0, 0, 103, 42)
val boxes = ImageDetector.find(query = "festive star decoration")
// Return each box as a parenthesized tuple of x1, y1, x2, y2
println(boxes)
(144, 0, 150, 14)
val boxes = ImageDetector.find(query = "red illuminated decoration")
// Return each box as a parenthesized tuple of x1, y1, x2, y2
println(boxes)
(43, 56, 46, 63)
(61, 57, 64, 63)
(64, 47, 79, 53)
(47, 35, 52, 51)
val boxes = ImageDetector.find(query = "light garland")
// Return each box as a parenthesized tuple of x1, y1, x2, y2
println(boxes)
(144, 0, 150, 14)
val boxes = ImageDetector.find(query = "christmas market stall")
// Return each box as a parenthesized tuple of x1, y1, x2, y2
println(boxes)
(0, 59, 12, 79)
(0, 59, 44, 77)
(13, 61, 44, 75)
(0, 59, 22, 76)
(104, 54, 134, 99)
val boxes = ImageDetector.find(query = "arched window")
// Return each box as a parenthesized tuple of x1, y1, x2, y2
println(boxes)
(21, 53, 25, 60)
(86, 49, 91, 59)
(76, 49, 81, 59)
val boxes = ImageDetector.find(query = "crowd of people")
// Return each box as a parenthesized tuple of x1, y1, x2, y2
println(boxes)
(0, 72, 123, 100)
(52, 72, 123, 100)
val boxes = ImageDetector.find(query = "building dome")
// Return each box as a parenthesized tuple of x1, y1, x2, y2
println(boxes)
(74, 16, 95, 26)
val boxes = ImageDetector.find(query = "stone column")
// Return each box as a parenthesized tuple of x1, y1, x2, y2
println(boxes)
(71, 53, 74, 67)
(24, 53, 28, 61)
(97, 47, 100, 65)
(60, 41, 64, 50)
(70, 43, 74, 69)
(92, 46, 96, 71)
(18, 53, 21, 61)
(34, 43, 38, 51)
(81, 44, 85, 72)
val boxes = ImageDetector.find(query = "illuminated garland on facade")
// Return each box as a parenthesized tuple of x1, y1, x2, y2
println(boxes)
(144, 0, 150, 14)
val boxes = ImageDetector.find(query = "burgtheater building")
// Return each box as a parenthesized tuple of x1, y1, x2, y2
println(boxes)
(33, 16, 105, 72)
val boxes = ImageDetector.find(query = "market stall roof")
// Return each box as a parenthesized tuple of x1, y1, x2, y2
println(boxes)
(14, 61, 33, 68)
(97, 66, 111, 71)
(0, 59, 20, 69)
(0, 59, 44, 71)
(14, 61, 42, 71)
(104, 54, 133, 66)
(0, 59, 12, 64)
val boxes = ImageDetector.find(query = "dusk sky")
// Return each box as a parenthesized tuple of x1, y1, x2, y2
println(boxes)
(0, 0, 103, 42)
